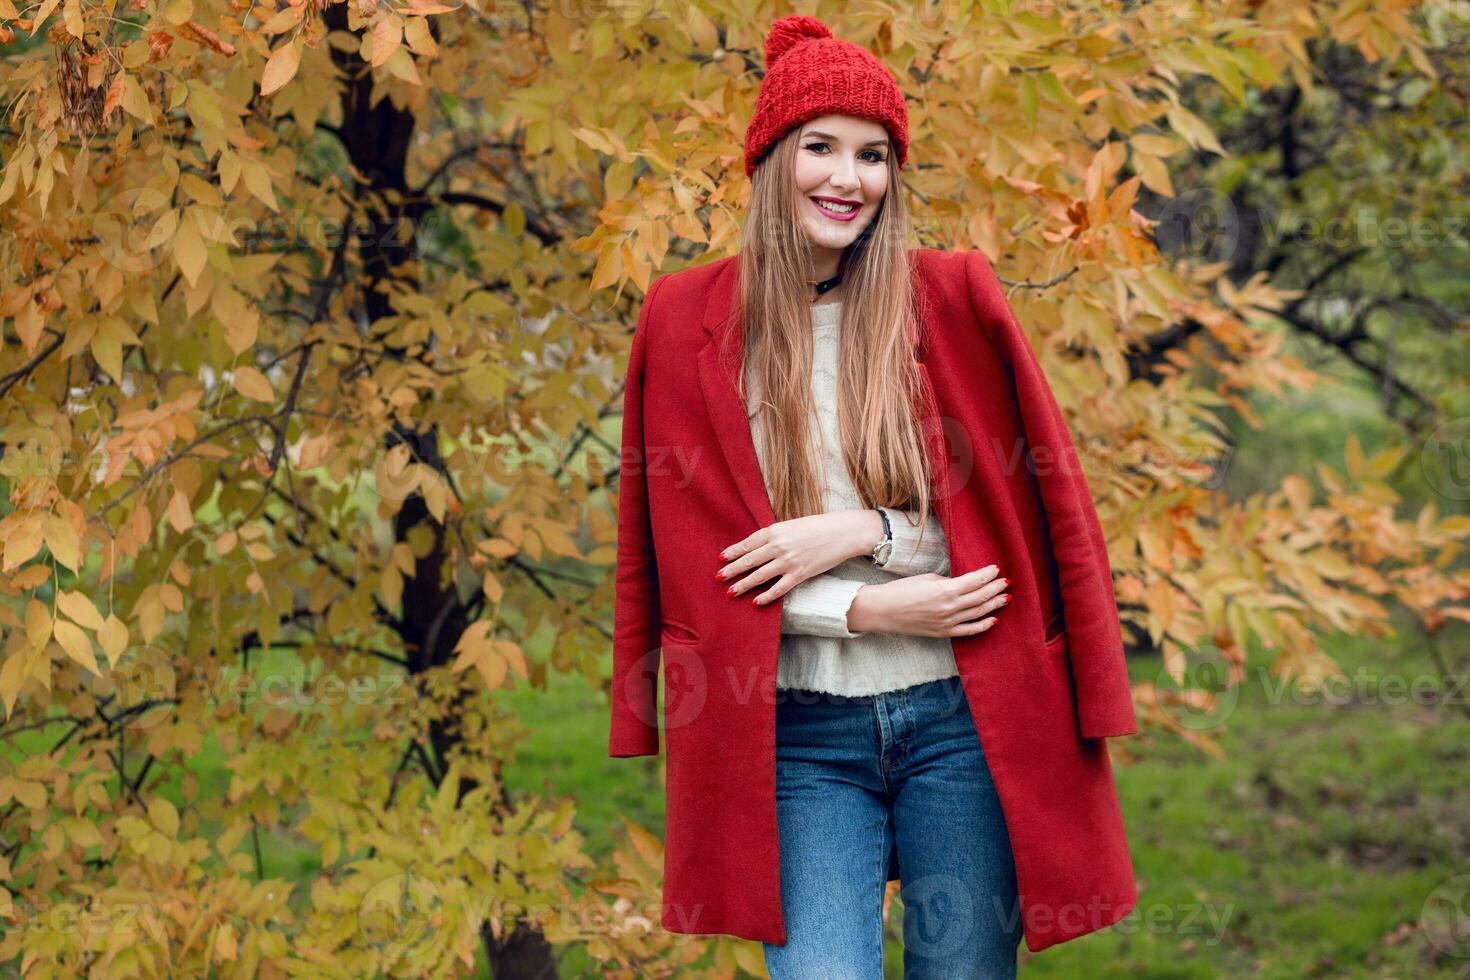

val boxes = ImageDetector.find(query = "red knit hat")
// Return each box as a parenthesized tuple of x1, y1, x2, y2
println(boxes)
(743, 15, 910, 178)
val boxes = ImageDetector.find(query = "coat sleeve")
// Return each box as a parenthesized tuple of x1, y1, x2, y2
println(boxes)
(963, 250, 1139, 739)
(609, 274, 669, 758)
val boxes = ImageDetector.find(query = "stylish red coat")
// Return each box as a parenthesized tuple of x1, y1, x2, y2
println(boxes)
(609, 247, 1140, 953)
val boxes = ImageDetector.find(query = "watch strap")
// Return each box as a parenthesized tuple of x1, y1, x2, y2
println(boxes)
(869, 507, 893, 565)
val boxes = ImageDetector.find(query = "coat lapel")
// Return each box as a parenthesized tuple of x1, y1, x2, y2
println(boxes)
(696, 258, 778, 529)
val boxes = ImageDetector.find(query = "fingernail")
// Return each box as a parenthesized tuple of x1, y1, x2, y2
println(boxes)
(1000, 594, 1010, 604)
(715, 570, 725, 581)
(998, 578, 1008, 587)
(726, 586, 736, 596)
(751, 597, 760, 606)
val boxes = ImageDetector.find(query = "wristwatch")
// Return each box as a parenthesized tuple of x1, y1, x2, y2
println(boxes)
(868, 507, 893, 566)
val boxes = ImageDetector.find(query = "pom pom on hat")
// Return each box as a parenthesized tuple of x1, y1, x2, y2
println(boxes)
(743, 15, 910, 178)
(764, 15, 831, 68)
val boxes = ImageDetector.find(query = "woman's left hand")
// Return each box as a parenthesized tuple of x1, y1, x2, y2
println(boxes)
(717, 510, 882, 605)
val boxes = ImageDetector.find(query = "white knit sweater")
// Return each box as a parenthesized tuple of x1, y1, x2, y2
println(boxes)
(745, 300, 961, 696)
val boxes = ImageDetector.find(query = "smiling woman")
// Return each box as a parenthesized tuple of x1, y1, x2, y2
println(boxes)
(609, 12, 1139, 978)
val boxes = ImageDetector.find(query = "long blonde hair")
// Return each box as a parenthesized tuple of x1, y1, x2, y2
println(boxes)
(730, 128, 936, 547)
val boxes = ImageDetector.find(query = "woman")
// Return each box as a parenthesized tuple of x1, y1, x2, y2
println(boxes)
(609, 14, 1139, 977)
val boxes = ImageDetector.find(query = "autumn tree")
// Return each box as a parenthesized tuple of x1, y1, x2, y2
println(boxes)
(1, 0, 1466, 977)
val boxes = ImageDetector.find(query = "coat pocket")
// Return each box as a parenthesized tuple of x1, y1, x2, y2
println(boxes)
(1042, 610, 1066, 647)
(660, 618, 701, 645)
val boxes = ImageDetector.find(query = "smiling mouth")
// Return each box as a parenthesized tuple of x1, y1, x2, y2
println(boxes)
(812, 199, 859, 214)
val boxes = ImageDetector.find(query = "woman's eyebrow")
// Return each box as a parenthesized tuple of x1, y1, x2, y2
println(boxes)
(802, 130, 889, 146)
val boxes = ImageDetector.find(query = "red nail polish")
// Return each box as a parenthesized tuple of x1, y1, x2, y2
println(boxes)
(751, 597, 759, 606)
(1001, 594, 1010, 604)
(715, 570, 724, 581)
(726, 586, 736, 596)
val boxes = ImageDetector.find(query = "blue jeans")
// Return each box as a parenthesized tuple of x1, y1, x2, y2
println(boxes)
(761, 677, 1023, 979)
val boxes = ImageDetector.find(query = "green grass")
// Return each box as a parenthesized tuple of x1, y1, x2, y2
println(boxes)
(1015, 616, 1470, 978)
(492, 608, 1470, 978)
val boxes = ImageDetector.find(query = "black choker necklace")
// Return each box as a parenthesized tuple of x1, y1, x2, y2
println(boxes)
(810, 272, 843, 295)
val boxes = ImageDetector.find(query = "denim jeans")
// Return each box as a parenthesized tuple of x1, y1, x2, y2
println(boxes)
(761, 677, 1023, 979)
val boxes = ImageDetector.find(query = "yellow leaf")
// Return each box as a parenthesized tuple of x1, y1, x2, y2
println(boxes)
(494, 640, 527, 679)
(1344, 431, 1364, 478)
(54, 620, 100, 675)
(3, 517, 44, 570)
(1282, 474, 1312, 513)
(148, 796, 180, 836)
(258, 3, 302, 34)
(1363, 444, 1406, 479)
(63, 0, 83, 37)
(42, 514, 80, 571)
(476, 650, 508, 689)
(0, 648, 34, 719)
(382, 564, 403, 610)
(166, 488, 194, 532)
(173, 209, 207, 286)
(13, 778, 46, 810)
(423, 477, 446, 523)
(391, 542, 415, 575)
(450, 636, 491, 675)
(1164, 104, 1225, 156)
(1137, 525, 1171, 572)
(159, 583, 184, 613)
(58, 590, 105, 630)
(384, 46, 421, 85)
(64, 817, 103, 849)
(91, 329, 123, 382)
(25, 598, 52, 650)
(215, 922, 238, 962)
(121, 74, 153, 122)
(31, 0, 60, 33)
(137, 588, 165, 642)
(260, 37, 302, 96)
(240, 160, 278, 212)
(98, 614, 129, 660)
(232, 365, 275, 402)
(371, 16, 401, 67)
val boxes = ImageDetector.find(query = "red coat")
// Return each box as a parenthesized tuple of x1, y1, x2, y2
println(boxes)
(609, 247, 1140, 953)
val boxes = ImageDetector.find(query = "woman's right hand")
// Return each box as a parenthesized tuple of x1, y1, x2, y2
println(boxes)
(847, 566, 1010, 637)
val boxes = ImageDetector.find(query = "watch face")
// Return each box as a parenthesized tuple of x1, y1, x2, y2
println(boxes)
(874, 539, 894, 564)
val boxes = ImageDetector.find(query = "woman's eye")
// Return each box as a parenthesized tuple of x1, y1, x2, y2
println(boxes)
(803, 143, 886, 164)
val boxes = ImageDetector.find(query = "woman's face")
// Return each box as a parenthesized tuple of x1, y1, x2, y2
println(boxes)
(791, 114, 891, 256)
